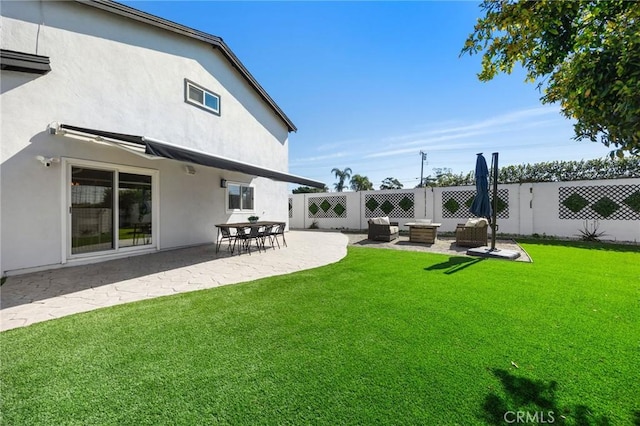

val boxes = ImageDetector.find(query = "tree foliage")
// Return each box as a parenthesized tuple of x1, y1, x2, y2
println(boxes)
(331, 167, 352, 192)
(429, 157, 639, 186)
(497, 157, 640, 183)
(461, 0, 640, 157)
(350, 174, 374, 191)
(292, 185, 329, 194)
(380, 177, 404, 190)
(430, 171, 475, 187)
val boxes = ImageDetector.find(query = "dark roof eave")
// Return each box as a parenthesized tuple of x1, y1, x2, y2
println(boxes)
(0, 49, 51, 74)
(75, 0, 297, 132)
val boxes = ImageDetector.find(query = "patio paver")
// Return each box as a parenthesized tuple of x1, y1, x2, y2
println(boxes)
(1, 231, 348, 332)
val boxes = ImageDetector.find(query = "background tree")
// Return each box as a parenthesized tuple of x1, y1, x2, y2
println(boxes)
(461, 0, 640, 157)
(350, 174, 374, 191)
(292, 185, 328, 194)
(497, 157, 640, 183)
(415, 168, 474, 188)
(416, 158, 639, 187)
(380, 177, 404, 190)
(331, 167, 352, 192)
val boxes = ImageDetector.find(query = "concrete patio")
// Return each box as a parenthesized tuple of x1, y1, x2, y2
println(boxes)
(1, 231, 348, 332)
(345, 233, 531, 262)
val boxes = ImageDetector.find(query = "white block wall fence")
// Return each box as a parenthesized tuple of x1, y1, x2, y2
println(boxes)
(289, 178, 640, 243)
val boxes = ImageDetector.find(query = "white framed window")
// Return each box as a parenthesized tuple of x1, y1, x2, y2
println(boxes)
(226, 182, 254, 212)
(185, 79, 220, 115)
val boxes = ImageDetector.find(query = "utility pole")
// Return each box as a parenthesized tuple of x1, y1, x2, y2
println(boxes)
(419, 151, 427, 187)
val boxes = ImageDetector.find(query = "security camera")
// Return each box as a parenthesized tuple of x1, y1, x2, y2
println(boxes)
(36, 156, 60, 167)
(47, 122, 60, 135)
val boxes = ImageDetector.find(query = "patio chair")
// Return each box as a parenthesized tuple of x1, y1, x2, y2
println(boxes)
(269, 222, 287, 248)
(455, 219, 489, 248)
(367, 217, 399, 242)
(133, 222, 152, 245)
(259, 224, 275, 249)
(216, 226, 237, 254)
(236, 225, 264, 255)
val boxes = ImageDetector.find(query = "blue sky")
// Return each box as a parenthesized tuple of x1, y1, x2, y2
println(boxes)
(123, 1, 612, 190)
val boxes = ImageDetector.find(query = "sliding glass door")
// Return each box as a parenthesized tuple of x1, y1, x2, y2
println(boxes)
(69, 162, 155, 257)
(118, 173, 152, 248)
(71, 168, 114, 254)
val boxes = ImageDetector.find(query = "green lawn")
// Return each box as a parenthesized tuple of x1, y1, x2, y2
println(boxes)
(1, 241, 638, 425)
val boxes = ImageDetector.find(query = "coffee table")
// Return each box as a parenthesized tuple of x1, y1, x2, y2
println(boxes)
(405, 222, 442, 244)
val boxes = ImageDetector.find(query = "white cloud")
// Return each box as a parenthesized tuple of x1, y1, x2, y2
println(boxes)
(363, 107, 566, 159)
(290, 151, 350, 165)
(384, 106, 561, 144)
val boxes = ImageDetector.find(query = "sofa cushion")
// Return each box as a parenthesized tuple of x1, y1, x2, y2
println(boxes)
(465, 218, 489, 227)
(388, 226, 399, 234)
(371, 216, 390, 225)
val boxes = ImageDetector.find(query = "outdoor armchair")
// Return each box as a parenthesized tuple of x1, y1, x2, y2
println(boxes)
(455, 218, 489, 248)
(368, 217, 399, 242)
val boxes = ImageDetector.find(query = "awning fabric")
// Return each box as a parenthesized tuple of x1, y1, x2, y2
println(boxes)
(58, 124, 324, 188)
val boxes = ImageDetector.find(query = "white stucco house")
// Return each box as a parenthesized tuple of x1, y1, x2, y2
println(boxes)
(0, 0, 323, 276)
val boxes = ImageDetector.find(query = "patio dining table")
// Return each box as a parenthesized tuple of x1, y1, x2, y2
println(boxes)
(215, 221, 285, 254)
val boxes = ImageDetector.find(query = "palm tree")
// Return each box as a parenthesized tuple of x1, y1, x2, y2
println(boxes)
(380, 177, 403, 190)
(331, 167, 352, 192)
(350, 174, 374, 191)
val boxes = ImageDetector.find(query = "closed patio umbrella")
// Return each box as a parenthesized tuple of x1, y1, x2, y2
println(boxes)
(466, 153, 520, 260)
(470, 153, 492, 220)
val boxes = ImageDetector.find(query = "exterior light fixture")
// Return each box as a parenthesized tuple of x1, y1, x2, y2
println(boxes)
(36, 155, 60, 167)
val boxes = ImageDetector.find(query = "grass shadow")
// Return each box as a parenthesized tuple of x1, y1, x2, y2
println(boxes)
(481, 368, 611, 425)
(424, 257, 484, 274)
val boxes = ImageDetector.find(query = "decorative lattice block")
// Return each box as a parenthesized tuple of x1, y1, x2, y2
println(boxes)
(559, 185, 640, 220)
(364, 193, 415, 218)
(442, 189, 509, 219)
(308, 195, 347, 218)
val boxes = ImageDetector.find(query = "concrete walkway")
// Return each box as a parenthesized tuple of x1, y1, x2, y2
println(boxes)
(1, 231, 348, 332)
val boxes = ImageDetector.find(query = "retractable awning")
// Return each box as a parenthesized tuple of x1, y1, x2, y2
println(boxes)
(56, 124, 324, 188)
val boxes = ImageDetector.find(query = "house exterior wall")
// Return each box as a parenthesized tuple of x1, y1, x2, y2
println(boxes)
(291, 178, 640, 243)
(1, 1, 290, 275)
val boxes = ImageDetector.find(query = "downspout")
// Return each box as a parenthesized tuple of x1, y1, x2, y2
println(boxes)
(303, 193, 307, 229)
(360, 191, 363, 231)
(432, 186, 436, 222)
(424, 186, 427, 218)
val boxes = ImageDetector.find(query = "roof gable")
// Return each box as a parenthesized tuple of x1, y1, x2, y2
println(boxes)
(76, 0, 296, 132)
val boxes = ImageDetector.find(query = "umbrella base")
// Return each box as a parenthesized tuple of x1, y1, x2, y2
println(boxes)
(466, 247, 521, 260)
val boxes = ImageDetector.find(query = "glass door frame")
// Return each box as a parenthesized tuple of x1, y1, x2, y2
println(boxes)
(62, 158, 159, 263)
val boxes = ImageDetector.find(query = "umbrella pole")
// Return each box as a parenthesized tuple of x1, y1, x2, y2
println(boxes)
(490, 152, 499, 250)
